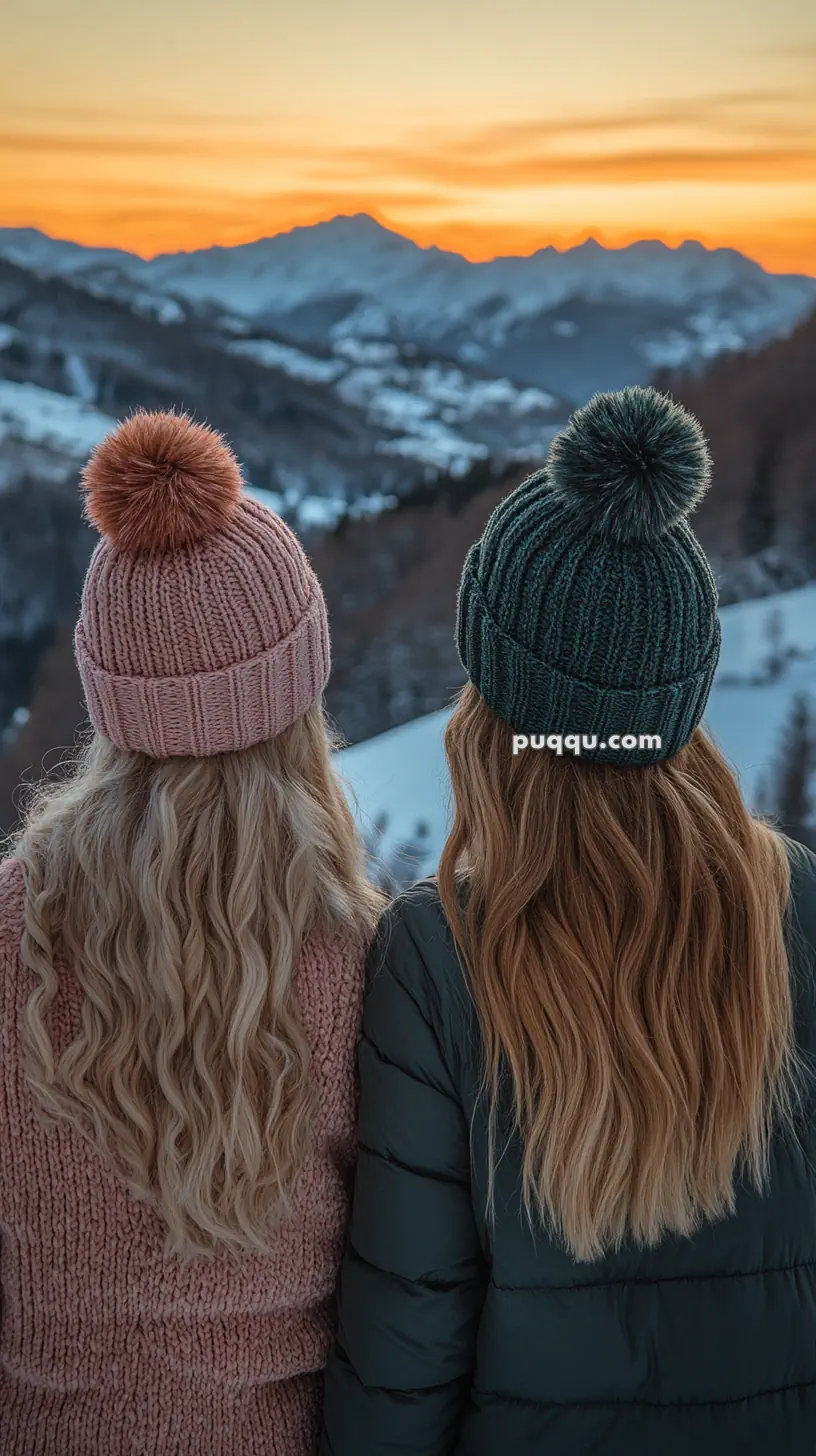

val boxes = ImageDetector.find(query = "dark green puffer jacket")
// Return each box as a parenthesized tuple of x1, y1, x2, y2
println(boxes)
(321, 834, 816, 1456)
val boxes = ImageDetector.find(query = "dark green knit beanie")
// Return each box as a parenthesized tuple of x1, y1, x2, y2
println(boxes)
(456, 385, 721, 765)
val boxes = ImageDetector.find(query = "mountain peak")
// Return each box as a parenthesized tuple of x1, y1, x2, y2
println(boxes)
(1, 216, 814, 340)
(287, 213, 417, 248)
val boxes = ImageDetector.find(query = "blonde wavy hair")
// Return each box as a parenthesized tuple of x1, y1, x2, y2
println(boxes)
(438, 684, 802, 1262)
(12, 704, 382, 1257)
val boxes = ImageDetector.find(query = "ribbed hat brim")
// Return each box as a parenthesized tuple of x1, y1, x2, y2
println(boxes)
(76, 587, 331, 758)
(456, 550, 721, 764)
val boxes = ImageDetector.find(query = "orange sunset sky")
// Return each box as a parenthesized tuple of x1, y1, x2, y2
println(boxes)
(2, 0, 816, 273)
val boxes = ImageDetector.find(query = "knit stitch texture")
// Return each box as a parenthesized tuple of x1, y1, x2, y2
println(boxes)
(0, 857, 365, 1456)
(456, 388, 721, 764)
(76, 496, 331, 758)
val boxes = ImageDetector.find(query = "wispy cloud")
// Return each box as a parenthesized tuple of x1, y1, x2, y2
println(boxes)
(447, 87, 814, 154)
(3, 84, 813, 176)
(302, 143, 816, 189)
(3, 134, 815, 189)
(0, 130, 317, 161)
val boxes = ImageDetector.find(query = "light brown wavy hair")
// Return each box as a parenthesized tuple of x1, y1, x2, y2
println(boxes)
(12, 704, 382, 1258)
(438, 683, 802, 1262)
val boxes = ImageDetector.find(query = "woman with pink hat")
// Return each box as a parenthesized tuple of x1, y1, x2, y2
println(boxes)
(0, 410, 382, 1455)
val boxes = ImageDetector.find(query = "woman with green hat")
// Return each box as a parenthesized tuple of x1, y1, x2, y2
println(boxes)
(321, 386, 816, 1455)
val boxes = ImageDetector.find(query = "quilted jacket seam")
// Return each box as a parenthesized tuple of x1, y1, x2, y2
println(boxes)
(470, 1376, 816, 1411)
(490, 1257, 816, 1294)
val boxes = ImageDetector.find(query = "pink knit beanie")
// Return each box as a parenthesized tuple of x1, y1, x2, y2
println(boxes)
(74, 410, 331, 758)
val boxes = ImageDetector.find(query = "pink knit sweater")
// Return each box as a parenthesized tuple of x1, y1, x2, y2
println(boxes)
(0, 857, 366, 1456)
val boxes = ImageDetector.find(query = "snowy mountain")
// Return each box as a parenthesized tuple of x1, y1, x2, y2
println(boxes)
(2, 217, 814, 404)
(341, 582, 816, 878)
(0, 228, 144, 281)
(0, 253, 565, 497)
(0, 228, 183, 324)
(0, 254, 404, 506)
(99, 217, 816, 337)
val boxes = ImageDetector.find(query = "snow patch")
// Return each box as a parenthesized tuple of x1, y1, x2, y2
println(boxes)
(245, 483, 397, 531)
(228, 337, 345, 383)
(366, 385, 436, 429)
(1, 705, 31, 748)
(334, 337, 398, 364)
(64, 353, 96, 403)
(131, 294, 185, 325)
(0, 381, 113, 457)
(329, 301, 393, 340)
(638, 331, 700, 368)
(639, 312, 748, 368)
(415, 366, 557, 419)
(376, 429, 489, 473)
(333, 354, 559, 469)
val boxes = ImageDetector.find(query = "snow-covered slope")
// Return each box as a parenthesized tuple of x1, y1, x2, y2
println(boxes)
(340, 583, 816, 874)
(0, 268, 563, 485)
(222, 330, 563, 472)
(0, 380, 113, 462)
(0, 380, 393, 527)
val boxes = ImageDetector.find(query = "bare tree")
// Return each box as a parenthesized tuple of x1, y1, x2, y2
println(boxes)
(770, 691, 816, 850)
(762, 606, 786, 682)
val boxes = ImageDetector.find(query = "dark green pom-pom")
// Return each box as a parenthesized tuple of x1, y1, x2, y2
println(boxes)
(547, 385, 712, 546)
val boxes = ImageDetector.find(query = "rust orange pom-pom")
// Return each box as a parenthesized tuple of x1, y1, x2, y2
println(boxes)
(81, 409, 243, 553)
